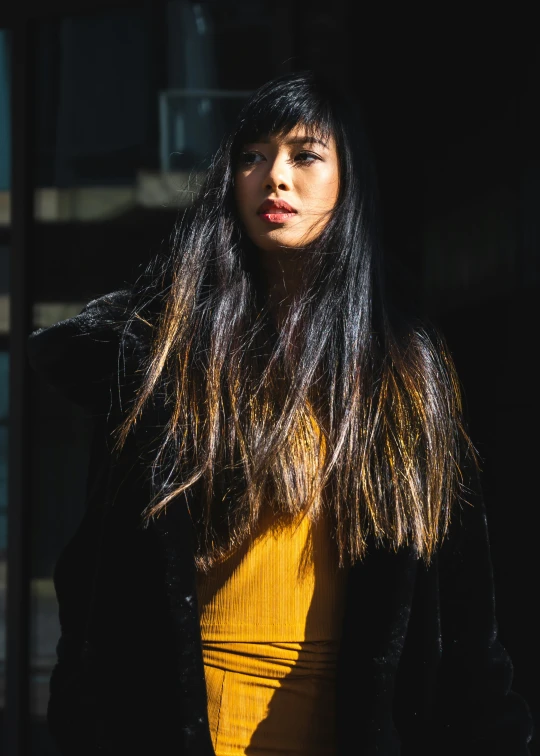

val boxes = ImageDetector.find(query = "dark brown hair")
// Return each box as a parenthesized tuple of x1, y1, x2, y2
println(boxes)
(115, 71, 477, 573)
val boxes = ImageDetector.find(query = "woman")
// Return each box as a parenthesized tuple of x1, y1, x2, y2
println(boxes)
(28, 71, 533, 755)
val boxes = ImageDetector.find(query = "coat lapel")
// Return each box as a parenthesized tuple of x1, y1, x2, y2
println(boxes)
(336, 542, 419, 753)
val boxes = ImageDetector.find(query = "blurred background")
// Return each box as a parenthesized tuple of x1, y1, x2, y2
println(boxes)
(0, 2, 538, 754)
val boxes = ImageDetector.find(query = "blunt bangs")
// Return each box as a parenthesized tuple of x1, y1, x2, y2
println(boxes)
(231, 71, 337, 159)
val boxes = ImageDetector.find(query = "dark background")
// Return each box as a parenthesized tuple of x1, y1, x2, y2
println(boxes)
(0, 2, 538, 754)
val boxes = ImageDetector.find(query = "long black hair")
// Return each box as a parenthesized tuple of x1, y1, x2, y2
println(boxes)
(116, 70, 476, 572)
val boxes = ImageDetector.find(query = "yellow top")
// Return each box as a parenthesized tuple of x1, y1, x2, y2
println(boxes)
(195, 505, 349, 755)
(196, 504, 348, 643)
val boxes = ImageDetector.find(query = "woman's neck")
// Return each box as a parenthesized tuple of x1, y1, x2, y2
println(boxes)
(257, 246, 306, 330)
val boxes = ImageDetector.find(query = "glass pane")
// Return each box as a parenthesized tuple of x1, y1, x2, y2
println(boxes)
(33, 2, 273, 224)
(160, 89, 251, 173)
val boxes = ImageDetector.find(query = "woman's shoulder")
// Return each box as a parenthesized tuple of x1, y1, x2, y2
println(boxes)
(27, 286, 149, 409)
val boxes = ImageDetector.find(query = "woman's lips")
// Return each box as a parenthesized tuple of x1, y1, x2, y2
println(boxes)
(257, 200, 298, 224)
(258, 211, 297, 224)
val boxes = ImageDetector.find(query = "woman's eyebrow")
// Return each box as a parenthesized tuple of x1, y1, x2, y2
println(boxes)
(249, 135, 329, 148)
(286, 136, 328, 147)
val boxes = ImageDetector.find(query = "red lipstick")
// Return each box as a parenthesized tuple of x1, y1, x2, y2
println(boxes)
(257, 198, 298, 224)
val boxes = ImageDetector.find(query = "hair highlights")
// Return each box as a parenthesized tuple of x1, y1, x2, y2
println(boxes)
(114, 71, 477, 573)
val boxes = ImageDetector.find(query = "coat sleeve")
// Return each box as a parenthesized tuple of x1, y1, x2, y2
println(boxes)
(434, 452, 535, 754)
(26, 288, 134, 410)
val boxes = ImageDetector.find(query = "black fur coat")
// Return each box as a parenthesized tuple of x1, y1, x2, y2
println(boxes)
(27, 289, 535, 756)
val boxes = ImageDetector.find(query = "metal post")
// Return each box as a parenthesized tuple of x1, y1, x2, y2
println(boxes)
(4, 18, 33, 756)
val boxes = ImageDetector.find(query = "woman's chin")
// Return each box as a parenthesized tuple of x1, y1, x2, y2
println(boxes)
(252, 230, 311, 254)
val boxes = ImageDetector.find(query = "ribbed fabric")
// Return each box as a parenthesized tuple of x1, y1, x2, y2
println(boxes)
(196, 506, 348, 642)
(195, 505, 350, 755)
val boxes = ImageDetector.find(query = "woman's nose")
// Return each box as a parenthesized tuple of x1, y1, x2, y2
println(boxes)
(263, 158, 291, 192)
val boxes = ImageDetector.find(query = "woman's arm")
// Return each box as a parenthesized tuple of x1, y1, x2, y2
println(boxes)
(434, 454, 535, 754)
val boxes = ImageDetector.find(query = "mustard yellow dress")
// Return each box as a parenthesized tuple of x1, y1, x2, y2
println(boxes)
(195, 501, 350, 755)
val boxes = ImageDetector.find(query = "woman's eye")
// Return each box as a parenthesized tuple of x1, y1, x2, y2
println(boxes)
(294, 151, 319, 164)
(239, 151, 262, 166)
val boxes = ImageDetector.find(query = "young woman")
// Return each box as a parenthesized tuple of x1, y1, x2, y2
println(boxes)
(28, 71, 534, 755)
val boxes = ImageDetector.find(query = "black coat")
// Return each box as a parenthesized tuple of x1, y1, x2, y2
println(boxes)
(27, 289, 535, 756)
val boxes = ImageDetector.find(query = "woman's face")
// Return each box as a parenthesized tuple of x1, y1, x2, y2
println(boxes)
(234, 125, 340, 254)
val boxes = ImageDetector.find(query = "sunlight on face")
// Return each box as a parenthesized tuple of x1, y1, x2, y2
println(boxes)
(234, 125, 340, 254)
